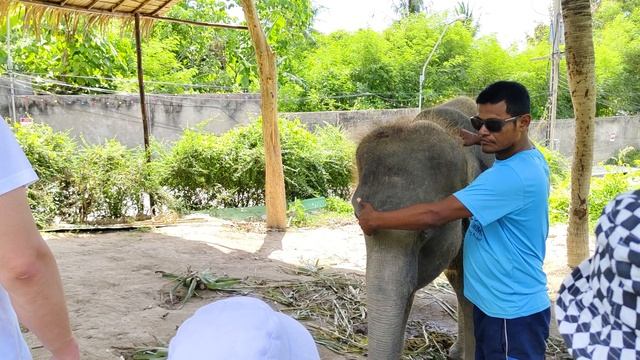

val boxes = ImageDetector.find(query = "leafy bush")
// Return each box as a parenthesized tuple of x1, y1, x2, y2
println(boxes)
(604, 146, 640, 167)
(12, 123, 76, 227)
(14, 119, 356, 225)
(548, 171, 638, 226)
(588, 171, 637, 225)
(157, 127, 226, 210)
(14, 123, 154, 226)
(72, 140, 148, 222)
(325, 196, 353, 214)
(287, 199, 309, 227)
(160, 118, 355, 210)
(548, 179, 571, 225)
(536, 143, 569, 185)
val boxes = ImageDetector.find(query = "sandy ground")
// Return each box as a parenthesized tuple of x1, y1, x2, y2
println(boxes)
(23, 216, 587, 359)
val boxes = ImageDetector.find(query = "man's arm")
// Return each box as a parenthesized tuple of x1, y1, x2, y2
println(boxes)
(0, 187, 79, 360)
(357, 195, 471, 235)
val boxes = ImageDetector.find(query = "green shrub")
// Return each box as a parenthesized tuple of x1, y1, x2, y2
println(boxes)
(325, 196, 353, 214)
(12, 123, 76, 227)
(13, 119, 356, 224)
(588, 171, 636, 226)
(14, 123, 155, 225)
(288, 199, 309, 227)
(72, 140, 148, 222)
(160, 118, 356, 210)
(158, 128, 226, 210)
(549, 179, 570, 224)
(536, 143, 569, 185)
(548, 170, 638, 226)
(604, 146, 640, 167)
(315, 125, 355, 199)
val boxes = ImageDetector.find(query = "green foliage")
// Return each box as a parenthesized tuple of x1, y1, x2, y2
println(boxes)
(536, 143, 569, 185)
(325, 196, 353, 214)
(72, 140, 148, 221)
(548, 171, 638, 226)
(604, 146, 640, 166)
(13, 123, 152, 226)
(12, 123, 76, 227)
(589, 172, 637, 225)
(157, 127, 225, 209)
(549, 179, 571, 224)
(3, 0, 640, 117)
(288, 199, 309, 227)
(158, 118, 355, 210)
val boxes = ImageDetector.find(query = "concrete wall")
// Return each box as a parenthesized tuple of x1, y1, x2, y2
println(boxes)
(528, 116, 640, 162)
(1, 92, 261, 147)
(1, 86, 638, 162)
(287, 111, 640, 163)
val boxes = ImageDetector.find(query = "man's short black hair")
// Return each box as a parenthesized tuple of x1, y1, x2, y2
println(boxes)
(476, 81, 530, 116)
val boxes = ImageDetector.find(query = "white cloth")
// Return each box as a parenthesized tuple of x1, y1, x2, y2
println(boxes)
(0, 116, 37, 360)
(168, 296, 320, 360)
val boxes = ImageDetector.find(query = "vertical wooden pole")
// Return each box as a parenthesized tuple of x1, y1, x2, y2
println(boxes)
(134, 13, 151, 159)
(239, 0, 287, 229)
(134, 13, 155, 213)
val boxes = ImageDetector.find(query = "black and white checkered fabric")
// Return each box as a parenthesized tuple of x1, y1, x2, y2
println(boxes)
(556, 189, 640, 359)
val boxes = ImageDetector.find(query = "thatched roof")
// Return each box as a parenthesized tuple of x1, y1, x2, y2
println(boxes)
(0, 0, 246, 33)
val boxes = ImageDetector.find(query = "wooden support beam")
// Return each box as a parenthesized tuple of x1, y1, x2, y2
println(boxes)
(239, 0, 287, 229)
(133, 13, 151, 158)
(16, 0, 249, 29)
(134, 12, 155, 213)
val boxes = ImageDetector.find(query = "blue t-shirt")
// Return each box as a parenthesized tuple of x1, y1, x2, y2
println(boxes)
(453, 148, 550, 319)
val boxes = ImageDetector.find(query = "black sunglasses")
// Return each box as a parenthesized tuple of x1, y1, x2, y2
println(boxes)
(469, 115, 522, 133)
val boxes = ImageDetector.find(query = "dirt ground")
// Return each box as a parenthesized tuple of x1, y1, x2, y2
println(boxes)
(24, 216, 587, 360)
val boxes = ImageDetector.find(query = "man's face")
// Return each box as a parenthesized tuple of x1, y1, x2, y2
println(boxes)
(474, 101, 526, 156)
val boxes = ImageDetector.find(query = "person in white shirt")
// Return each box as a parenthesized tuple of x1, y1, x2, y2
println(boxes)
(0, 116, 79, 360)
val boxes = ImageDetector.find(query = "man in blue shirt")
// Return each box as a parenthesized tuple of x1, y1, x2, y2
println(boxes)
(357, 81, 550, 359)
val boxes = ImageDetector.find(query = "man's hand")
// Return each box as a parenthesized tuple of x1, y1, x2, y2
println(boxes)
(459, 128, 481, 146)
(356, 198, 378, 236)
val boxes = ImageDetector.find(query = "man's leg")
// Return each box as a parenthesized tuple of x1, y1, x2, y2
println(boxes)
(473, 306, 550, 360)
(505, 307, 550, 359)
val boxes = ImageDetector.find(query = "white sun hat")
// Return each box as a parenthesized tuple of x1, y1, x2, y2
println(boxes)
(555, 189, 640, 359)
(168, 296, 320, 360)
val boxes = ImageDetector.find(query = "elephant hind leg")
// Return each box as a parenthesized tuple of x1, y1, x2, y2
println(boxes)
(444, 253, 475, 360)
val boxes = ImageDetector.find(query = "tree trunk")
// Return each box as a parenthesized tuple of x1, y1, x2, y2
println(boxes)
(561, 0, 596, 268)
(239, 0, 287, 229)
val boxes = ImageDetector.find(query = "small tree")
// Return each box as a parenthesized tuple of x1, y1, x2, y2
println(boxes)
(562, 0, 596, 268)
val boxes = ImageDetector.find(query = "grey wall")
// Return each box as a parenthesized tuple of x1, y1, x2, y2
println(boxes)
(1, 88, 637, 163)
(285, 110, 640, 163)
(2, 92, 261, 147)
(528, 116, 640, 162)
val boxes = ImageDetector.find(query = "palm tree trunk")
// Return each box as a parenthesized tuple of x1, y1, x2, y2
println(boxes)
(561, 0, 596, 268)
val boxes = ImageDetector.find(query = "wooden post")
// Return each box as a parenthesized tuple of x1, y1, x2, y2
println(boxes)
(134, 13, 151, 159)
(134, 13, 155, 213)
(239, 0, 287, 229)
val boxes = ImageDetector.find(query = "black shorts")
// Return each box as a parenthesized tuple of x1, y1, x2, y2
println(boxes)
(473, 305, 551, 360)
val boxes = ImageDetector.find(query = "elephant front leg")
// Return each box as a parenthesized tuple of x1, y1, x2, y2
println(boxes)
(445, 257, 475, 360)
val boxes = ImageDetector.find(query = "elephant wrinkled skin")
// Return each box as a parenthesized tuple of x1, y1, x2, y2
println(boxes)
(352, 97, 494, 359)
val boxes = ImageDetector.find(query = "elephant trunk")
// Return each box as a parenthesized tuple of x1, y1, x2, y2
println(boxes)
(365, 230, 419, 360)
